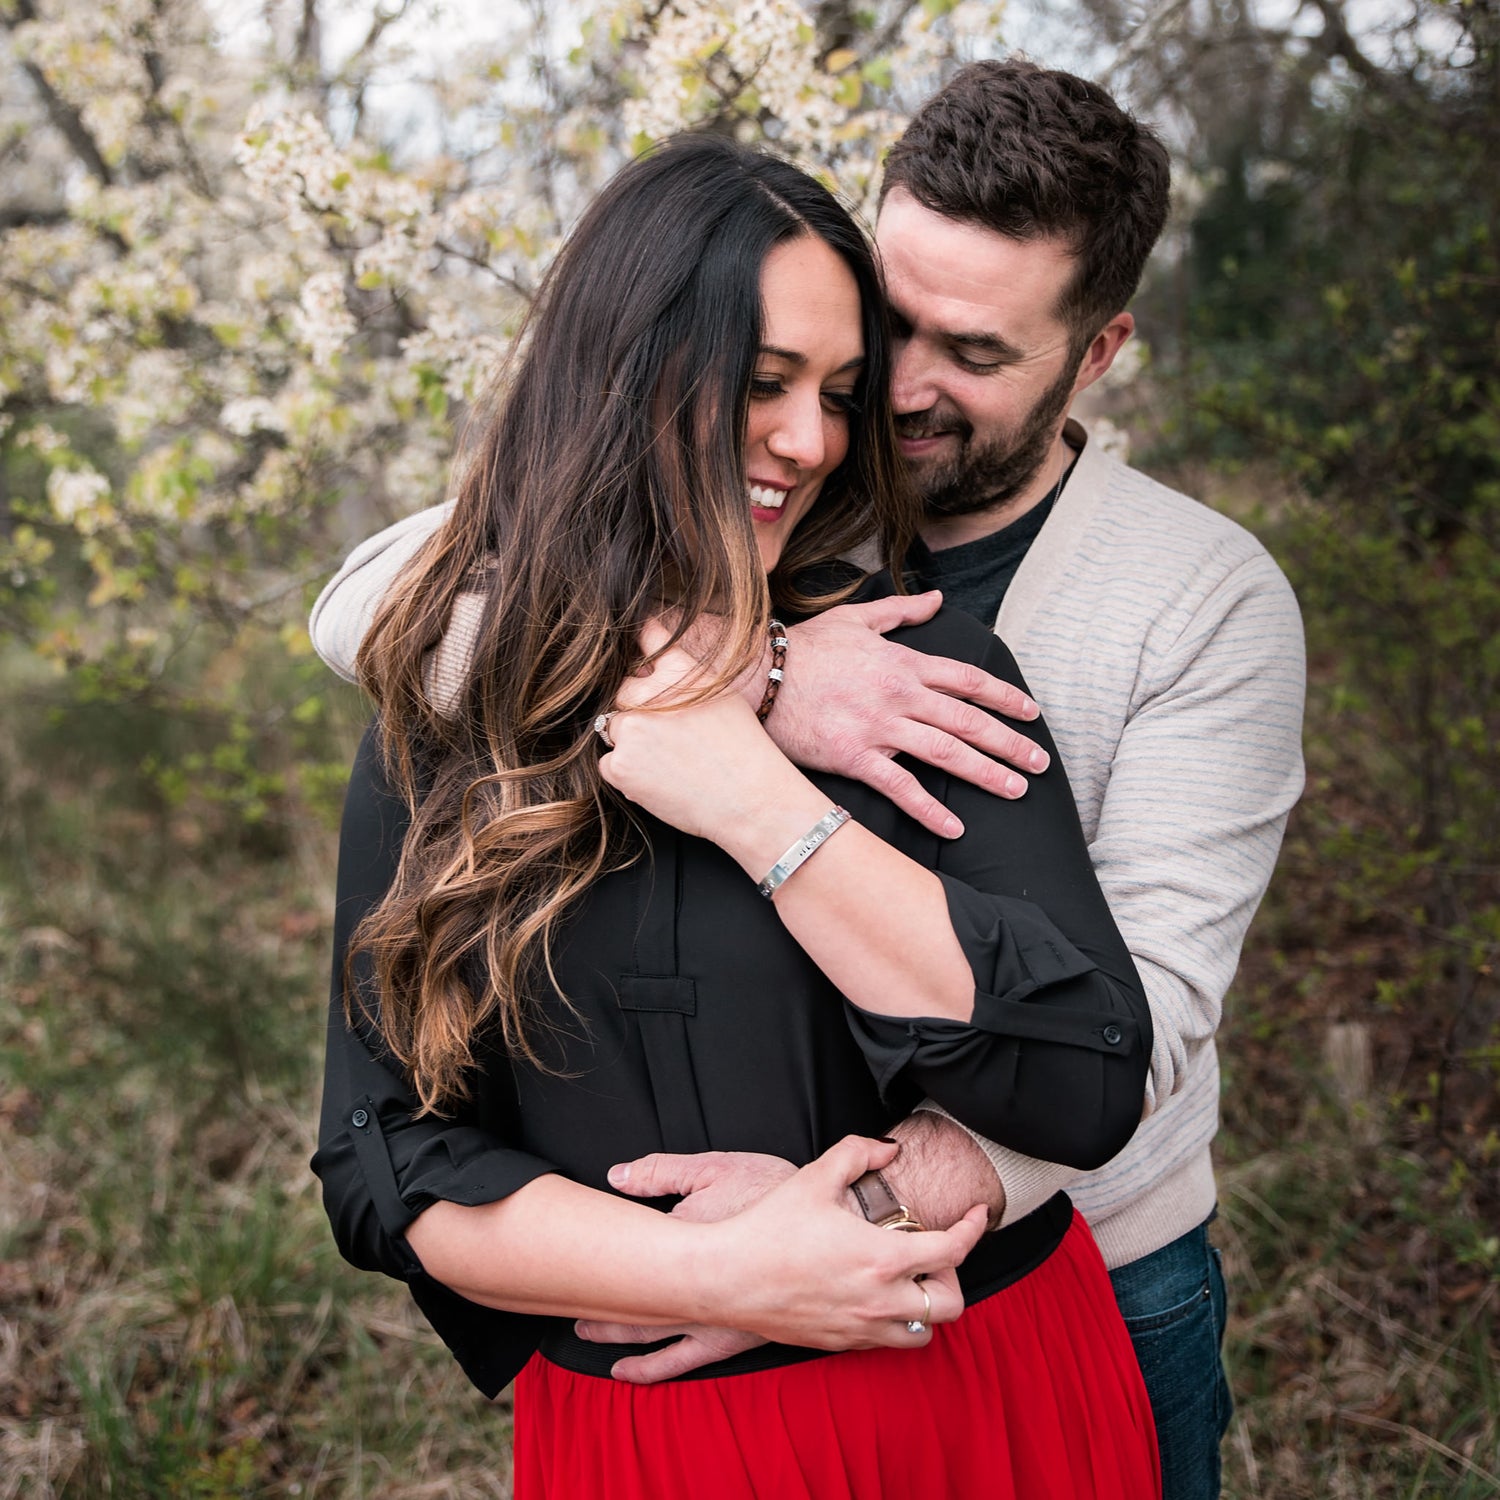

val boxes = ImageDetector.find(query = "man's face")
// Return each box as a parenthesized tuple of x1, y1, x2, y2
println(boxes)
(876, 189, 1083, 520)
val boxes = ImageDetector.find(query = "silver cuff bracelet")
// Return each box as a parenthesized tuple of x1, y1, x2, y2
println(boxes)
(756, 806, 851, 899)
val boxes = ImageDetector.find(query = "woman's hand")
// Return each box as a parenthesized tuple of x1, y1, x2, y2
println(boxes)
(597, 619, 806, 845)
(695, 1136, 984, 1352)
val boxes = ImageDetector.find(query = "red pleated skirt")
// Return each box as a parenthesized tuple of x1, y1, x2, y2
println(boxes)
(511, 1210, 1160, 1499)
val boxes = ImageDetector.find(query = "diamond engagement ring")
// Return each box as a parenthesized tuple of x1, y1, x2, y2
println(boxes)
(593, 711, 617, 747)
(905, 1279, 931, 1335)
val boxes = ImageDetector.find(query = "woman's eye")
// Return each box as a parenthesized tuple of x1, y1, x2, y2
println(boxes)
(822, 390, 860, 416)
(750, 376, 784, 398)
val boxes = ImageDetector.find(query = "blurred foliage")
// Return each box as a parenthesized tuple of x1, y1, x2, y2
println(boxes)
(1101, 3, 1500, 1486)
(1156, 0, 1500, 1134)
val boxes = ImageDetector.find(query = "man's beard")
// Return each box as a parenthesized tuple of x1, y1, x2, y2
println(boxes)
(897, 360, 1076, 520)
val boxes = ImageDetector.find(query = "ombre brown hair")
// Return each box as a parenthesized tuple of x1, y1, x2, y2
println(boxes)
(350, 133, 917, 1114)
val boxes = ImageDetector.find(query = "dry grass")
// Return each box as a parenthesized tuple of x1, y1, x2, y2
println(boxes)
(0, 658, 517, 1497)
(1212, 807, 1500, 1499)
(1, 611, 1495, 1497)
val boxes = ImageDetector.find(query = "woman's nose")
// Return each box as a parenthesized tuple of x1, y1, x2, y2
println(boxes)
(767, 394, 826, 470)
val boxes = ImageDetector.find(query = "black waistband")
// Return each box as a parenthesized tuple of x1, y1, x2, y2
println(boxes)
(536, 1190, 1074, 1382)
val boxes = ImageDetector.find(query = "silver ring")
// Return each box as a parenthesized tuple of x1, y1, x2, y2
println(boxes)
(593, 711, 617, 748)
(905, 1280, 931, 1336)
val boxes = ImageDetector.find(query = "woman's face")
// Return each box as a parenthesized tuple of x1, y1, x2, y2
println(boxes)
(745, 234, 865, 572)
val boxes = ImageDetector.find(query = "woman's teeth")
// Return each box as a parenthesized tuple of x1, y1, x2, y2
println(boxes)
(749, 484, 786, 510)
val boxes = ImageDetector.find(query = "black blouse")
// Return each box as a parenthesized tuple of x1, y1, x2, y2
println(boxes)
(313, 603, 1151, 1396)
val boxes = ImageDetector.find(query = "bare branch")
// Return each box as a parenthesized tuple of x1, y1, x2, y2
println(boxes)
(0, 205, 69, 231)
(344, 0, 414, 73)
(295, 0, 320, 70)
(1302, 0, 1385, 84)
(861, 0, 925, 63)
(3, 0, 114, 185)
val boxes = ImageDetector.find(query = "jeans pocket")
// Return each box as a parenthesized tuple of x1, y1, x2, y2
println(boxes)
(1209, 1244, 1233, 1438)
(1119, 1278, 1213, 1336)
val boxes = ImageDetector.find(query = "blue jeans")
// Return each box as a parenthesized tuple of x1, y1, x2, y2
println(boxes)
(1108, 1218, 1232, 1500)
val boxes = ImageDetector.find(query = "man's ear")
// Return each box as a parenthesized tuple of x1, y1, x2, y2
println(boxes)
(1071, 313, 1135, 398)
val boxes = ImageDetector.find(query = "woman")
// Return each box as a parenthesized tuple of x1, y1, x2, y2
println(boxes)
(316, 133, 1159, 1497)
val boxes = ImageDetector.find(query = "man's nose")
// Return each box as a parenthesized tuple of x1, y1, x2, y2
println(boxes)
(890, 339, 938, 418)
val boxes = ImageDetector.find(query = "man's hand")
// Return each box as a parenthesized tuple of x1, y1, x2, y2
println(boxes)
(578, 1151, 796, 1382)
(608, 1148, 798, 1221)
(765, 591, 1049, 839)
(885, 1111, 1006, 1230)
(572, 1319, 766, 1384)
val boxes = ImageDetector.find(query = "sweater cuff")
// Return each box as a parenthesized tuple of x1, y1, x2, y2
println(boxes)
(912, 1100, 1077, 1227)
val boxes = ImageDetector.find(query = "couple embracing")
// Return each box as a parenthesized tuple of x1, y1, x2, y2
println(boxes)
(311, 58, 1304, 1500)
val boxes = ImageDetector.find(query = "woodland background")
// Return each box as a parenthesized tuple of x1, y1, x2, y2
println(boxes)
(0, 0, 1496, 1494)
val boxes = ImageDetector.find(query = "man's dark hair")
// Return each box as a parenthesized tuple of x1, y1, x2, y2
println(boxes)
(881, 58, 1171, 352)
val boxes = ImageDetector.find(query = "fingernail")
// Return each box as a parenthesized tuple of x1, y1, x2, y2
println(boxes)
(877, 1136, 898, 1145)
(1004, 773, 1027, 797)
(1021, 697, 1039, 718)
(942, 814, 963, 839)
(608, 1164, 629, 1187)
(1028, 749, 1049, 772)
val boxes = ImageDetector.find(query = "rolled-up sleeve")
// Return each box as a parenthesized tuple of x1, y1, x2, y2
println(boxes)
(311, 724, 557, 1282)
(841, 613, 1151, 1170)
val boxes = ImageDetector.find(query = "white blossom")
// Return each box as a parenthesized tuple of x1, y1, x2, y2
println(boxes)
(1098, 337, 1146, 390)
(384, 440, 450, 507)
(1, 0, 1003, 681)
(292, 270, 357, 371)
(116, 351, 194, 445)
(47, 467, 114, 533)
(400, 304, 509, 403)
(17, 424, 70, 456)
(219, 397, 285, 437)
(1090, 416, 1132, 463)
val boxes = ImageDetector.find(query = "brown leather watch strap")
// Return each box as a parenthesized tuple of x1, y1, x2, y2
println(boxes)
(850, 1169, 925, 1231)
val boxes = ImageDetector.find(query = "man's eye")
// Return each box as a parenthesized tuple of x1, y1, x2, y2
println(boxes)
(953, 352, 1003, 373)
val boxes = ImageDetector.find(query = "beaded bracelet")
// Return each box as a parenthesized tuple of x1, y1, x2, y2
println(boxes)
(756, 619, 788, 723)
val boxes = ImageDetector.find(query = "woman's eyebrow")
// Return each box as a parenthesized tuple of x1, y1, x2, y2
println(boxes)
(758, 345, 865, 372)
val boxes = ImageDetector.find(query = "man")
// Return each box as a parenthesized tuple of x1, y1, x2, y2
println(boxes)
(311, 61, 1304, 1498)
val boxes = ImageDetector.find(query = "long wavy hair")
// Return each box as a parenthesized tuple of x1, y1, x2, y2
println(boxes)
(350, 134, 917, 1114)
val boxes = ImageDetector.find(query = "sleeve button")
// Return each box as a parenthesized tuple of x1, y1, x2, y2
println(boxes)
(351, 1108, 370, 1128)
(1102, 1025, 1123, 1046)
